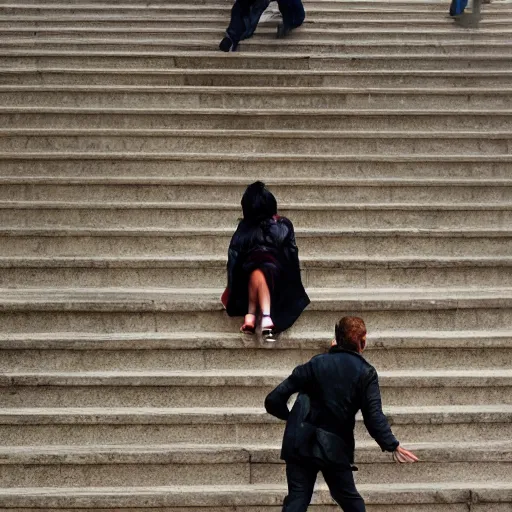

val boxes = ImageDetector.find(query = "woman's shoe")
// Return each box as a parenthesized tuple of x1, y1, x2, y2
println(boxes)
(261, 314, 276, 342)
(240, 314, 256, 334)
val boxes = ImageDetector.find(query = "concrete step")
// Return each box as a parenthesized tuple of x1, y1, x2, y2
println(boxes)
(5, 27, 512, 42)
(2, 51, 510, 71)
(0, 177, 512, 203)
(0, 177, 510, 204)
(3, 107, 512, 130)
(2, 256, 512, 289)
(4, 38, 512, 55)
(1, 405, 511, 446)
(3, 70, 512, 88)
(3, 86, 511, 110)
(4, 16, 512, 29)
(0, 287, 510, 334)
(0, 441, 510, 487)
(3, 201, 511, 229)
(1, 3, 501, 17)
(2, 368, 511, 407)
(1, 154, 510, 179)
(0, 0, 476, 7)
(1, 129, 510, 155)
(1, 330, 511, 372)
(0, 3, 507, 20)
(2, 227, 512, 258)
(1, 481, 511, 511)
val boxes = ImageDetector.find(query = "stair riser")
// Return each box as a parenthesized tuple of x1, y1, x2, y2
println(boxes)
(0, 460, 510, 487)
(0, 506, 487, 512)
(6, 30, 512, 42)
(3, 91, 510, 110)
(2, 234, 511, 257)
(5, 19, 511, 29)
(253, 462, 512, 486)
(0, 462, 249, 487)
(2, 55, 509, 71)
(4, 40, 512, 54)
(3, 208, 511, 230)
(1, 347, 511, 372)
(1, 159, 509, 179)
(1, 135, 510, 155)
(0, 306, 511, 333)
(2, 184, 512, 204)
(4, 112, 511, 131)
(0, 6, 487, 17)
(0, 0, 474, 8)
(1, 420, 510, 446)
(3, 265, 512, 288)
(1, 384, 510, 407)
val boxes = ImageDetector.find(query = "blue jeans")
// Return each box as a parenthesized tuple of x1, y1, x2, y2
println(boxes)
(226, 0, 305, 44)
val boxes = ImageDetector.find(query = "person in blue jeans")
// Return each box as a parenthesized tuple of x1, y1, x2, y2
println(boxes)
(219, 0, 305, 52)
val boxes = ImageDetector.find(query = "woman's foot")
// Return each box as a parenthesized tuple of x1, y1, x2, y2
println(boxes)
(240, 314, 256, 334)
(261, 314, 276, 342)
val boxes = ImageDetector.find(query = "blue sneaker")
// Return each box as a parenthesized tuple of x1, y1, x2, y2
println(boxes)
(449, 0, 468, 16)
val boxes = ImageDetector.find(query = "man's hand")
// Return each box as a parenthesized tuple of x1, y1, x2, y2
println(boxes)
(393, 446, 419, 463)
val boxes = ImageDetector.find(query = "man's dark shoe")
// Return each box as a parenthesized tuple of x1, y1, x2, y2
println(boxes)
(219, 36, 238, 52)
(276, 23, 292, 38)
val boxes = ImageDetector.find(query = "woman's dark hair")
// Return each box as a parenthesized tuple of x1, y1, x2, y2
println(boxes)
(241, 181, 277, 224)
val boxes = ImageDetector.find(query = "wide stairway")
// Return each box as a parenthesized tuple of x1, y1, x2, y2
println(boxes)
(1, 0, 512, 509)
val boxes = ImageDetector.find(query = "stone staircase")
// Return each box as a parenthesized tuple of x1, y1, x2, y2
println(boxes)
(1, 0, 512, 509)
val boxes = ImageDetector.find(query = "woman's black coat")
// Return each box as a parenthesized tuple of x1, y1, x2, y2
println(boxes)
(224, 215, 310, 332)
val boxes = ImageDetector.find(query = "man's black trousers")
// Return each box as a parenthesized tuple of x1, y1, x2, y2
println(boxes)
(282, 460, 366, 512)
(226, 0, 305, 44)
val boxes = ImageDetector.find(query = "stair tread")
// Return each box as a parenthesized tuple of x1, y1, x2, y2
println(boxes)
(3, 200, 512, 209)
(0, 439, 511, 462)
(0, 481, 510, 505)
(4, 84, 512, 93)
(2, 255, 512, 266)
(1, 285, 512, 296)
(4, 152, 511, 161)
(2, 369, 512, 387)
(1, 329, 511, 349)
(2, 177, 512, 185)
(3, 226, 512, 235)
(1, 404, 512, 426)
(6, 28, 512, 35)
(4, 105, 512, 112)
(4, 49, 511, 57)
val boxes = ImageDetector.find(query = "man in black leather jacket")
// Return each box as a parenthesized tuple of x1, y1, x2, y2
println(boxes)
(265, 316, 418, 512)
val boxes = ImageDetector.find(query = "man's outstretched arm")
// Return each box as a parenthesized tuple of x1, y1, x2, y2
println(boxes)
(361, 367, 418, 463)
(361, 367, 399, 452)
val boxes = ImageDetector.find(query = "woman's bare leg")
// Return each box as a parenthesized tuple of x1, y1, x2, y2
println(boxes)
(240, 270, 262, 333)
(248, 271, 259, 316)
(249, 270, 274, 331)
(249, 270, 270, 313)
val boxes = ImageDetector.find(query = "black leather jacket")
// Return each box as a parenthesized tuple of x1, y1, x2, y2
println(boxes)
(265, 346, 399, 467)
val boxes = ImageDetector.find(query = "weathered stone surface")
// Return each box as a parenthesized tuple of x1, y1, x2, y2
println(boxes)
(1, 0, 512, 506)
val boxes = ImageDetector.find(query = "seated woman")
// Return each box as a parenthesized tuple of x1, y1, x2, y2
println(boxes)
(221, 181, 310, 341)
